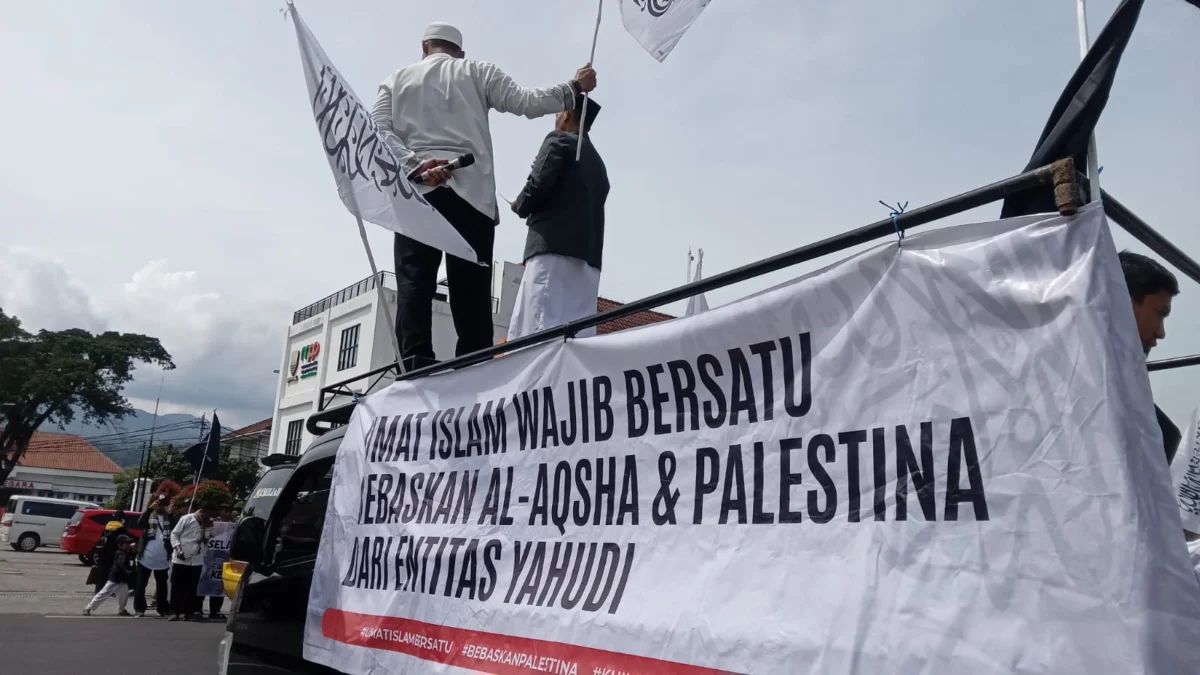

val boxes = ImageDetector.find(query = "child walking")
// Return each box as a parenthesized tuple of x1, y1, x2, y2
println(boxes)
(83, 534, 137, 616)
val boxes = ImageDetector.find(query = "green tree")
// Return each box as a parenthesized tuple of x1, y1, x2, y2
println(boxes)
(105, 443, 263, 509)
(106, 444, 195, 509)
(0, 307, 174, 484)
(218, 444, 264, 503)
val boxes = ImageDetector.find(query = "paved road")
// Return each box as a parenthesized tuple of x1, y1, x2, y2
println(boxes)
(0, 613, 224, 673)
(0, 545, 97, 615)
(0, 547, 223, 673)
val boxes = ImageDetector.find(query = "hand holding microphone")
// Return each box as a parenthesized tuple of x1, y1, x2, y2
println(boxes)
(408, 153, 475, 187)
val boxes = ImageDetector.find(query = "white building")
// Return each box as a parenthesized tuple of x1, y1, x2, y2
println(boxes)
(265, 262, 675, 457)
(0, 430, 121, 505)
(221, 418, 273, 462)
(265, 263, 522, 457)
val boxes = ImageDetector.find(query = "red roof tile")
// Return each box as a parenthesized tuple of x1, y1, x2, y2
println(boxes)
(18, 430, 122, 474)
(595, 297, 674, 335)
(492, 296, 675, 351)
(223, 418, 272, 440)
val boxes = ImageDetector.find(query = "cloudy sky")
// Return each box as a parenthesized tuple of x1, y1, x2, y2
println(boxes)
(1, 0, 1197, 428)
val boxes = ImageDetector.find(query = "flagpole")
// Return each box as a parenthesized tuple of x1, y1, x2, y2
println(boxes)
(575, 0, 604, 161)
(189, 409, 216, 504)
(1076, 0, 1102, 203)
(286, 0, 405, 379)
(134, 376, 165, 509)
(352, 210, 406, 377)
(687, 248, 694, 285)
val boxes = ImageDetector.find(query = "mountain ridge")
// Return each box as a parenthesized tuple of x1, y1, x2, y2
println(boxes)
(38, 408, 212, 468)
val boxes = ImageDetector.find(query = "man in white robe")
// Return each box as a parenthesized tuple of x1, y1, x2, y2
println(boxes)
(508, 97, 610, 341)
(372, 23, 597, 369)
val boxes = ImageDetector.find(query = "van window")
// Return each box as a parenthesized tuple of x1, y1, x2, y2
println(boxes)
(243, 466, 294, 519)
(274, 461, 334, 565)
(5, 498, 15, 514)
(21, 501, 80, 519)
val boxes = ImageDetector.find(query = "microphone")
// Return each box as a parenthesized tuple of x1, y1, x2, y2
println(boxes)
(408, 153, 475, 185)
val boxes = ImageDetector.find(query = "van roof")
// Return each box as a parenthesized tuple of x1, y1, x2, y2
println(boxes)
(297, 424, 347, 469)
(10, 496, 98, 506)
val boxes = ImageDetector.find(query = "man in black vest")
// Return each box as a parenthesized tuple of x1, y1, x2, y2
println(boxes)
(1118, 250, 1181, 462)
(507, 96, 610, 341)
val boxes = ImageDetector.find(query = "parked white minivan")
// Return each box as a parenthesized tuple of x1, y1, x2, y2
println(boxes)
(1, 496, 97, 552)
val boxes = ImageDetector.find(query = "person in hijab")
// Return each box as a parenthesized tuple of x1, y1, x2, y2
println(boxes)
(90, 511, 129, 595)
(134, 493, 175, 617)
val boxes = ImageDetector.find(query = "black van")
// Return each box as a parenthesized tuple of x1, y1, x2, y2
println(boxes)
(219, 427, 344, 674)
(243, 454, 299, 520)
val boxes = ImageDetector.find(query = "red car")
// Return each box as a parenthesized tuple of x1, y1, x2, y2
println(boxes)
(61, 508, 143, 566)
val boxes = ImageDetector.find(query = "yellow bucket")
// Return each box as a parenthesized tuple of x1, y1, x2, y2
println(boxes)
(222, 560, 247, 600)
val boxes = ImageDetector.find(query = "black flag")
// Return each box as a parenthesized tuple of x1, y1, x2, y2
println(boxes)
(1000, 0, 1187, 463)
(1000, 0, 1144, 217)
(184, 412, 221, 480)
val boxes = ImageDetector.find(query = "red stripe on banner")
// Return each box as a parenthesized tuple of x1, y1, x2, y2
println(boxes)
(322, 608, 735, 675)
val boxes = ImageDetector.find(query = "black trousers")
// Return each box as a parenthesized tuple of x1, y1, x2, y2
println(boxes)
(192, 594, 224, 616)
(169, 563, 202, 617)
(133, 564, 169, 615)
(393, 188, 495, 371)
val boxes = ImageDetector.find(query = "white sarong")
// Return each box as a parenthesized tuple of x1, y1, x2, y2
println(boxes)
(507, 254, 601, 341)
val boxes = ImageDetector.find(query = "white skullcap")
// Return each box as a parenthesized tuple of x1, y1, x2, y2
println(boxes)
(423, 22, 463, 49)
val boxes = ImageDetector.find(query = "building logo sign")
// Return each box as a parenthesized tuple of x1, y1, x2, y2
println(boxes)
(3, 479, 50, 491)
(287, 341, 321, 383)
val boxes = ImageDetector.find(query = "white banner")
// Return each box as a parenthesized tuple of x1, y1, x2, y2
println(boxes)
(303, 204, 1200, 674)
(1171, 407, 1200, 533)
(198, 521, 234, 597)
(287, 4, 478, 262)
(620, 0, 714, 62)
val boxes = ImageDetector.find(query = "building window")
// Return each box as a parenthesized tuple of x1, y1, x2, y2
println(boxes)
(285, 420, 304, 456)
(337, 324, 360, 371)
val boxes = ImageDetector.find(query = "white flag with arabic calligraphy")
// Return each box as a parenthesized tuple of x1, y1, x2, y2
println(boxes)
(620, 0, 714, 62)
(288, 4, 478, 262)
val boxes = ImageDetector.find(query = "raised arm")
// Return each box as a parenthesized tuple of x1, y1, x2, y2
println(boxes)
(512, 133, 573, 218)
(370, 82, 421, 176)
(479, 62, 596, 120)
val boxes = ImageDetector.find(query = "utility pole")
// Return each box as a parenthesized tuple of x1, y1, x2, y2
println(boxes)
(135, 378, 164, 509)
(134, 441, 149, 508)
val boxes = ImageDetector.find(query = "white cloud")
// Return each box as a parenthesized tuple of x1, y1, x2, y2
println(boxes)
(0, 0, 1198, 430)
(0, 247, 107, 333)
(0, 247, 287, 427)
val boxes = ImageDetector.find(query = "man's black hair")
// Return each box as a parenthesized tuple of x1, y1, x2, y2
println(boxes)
(425, 38, 461, 53)
(1119, 250, 1179, 301)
